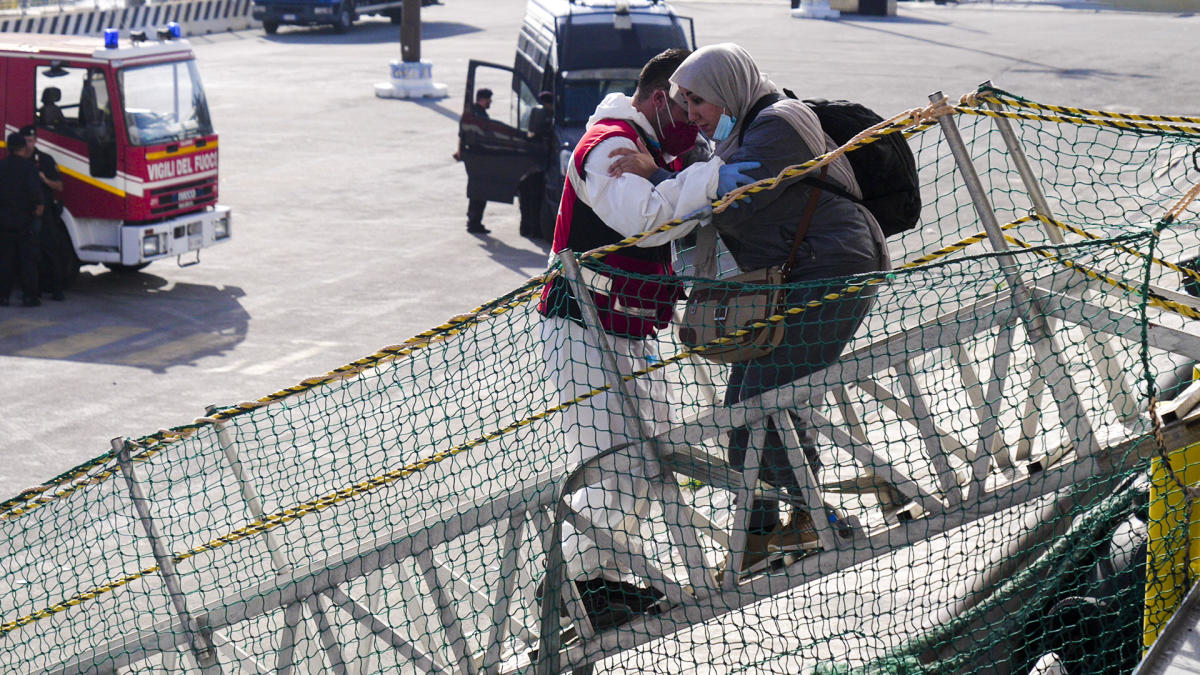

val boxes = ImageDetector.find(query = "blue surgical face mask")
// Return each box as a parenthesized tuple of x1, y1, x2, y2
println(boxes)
(712, 110, 736, 142)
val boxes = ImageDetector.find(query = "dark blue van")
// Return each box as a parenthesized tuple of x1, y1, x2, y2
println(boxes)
(459, 0, 694, 240)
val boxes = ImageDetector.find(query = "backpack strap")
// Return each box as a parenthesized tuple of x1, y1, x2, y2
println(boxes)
(737, 92, 784, 146)
(800, 174, 861, 206)
(740, 90, 865, 209)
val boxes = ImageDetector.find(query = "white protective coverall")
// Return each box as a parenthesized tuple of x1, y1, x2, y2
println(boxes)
(542, 92, 722, 583)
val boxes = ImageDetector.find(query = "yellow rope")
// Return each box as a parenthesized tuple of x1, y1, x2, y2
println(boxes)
(1004, 234, 1200, 321)
(955, 106, 1200, 137)
(1027, 213, 1200, 285)
(972, 93, 1200, 127)
(1164, 182, 1200, 224)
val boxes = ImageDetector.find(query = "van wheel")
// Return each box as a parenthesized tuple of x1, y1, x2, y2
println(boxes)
(104, 262, 151, 274)
(388, 9, 403, 23)
(333, 5, 353, 32)
(263, 20, 279, 34)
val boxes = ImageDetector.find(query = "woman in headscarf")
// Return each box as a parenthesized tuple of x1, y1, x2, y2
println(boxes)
(672, 43, 890, 575)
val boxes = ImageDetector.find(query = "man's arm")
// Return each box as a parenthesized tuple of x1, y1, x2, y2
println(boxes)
(40, 156, 63, 194)
(581, 135, 721, 248)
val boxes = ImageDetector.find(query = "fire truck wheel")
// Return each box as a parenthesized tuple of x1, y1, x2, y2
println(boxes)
(104, 262, 151, 274)
(262, 21, 279, 34)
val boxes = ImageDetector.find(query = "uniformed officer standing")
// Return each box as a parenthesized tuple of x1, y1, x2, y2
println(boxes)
(21, 125, 66, 301)
(0, 132, 45, 307)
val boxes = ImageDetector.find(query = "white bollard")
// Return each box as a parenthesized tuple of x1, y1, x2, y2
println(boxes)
(375, 60, 449, 100)
(791, 0, 841, 19)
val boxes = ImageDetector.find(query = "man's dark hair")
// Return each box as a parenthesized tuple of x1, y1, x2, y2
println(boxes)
(476, 88, 493, 101)
(634, 48, 690, 101)
(538, 91, 554, 106)
(6, 132, 27, 152)
(18, 124, 36, 137)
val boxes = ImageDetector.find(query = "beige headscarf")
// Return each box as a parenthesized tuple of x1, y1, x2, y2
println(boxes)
(670, 43, 860, 199)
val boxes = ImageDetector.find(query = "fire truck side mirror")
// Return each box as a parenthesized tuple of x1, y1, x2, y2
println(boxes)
(44, 61, 69, 78)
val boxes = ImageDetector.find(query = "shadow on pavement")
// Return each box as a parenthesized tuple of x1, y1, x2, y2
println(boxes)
(474, 235, 552, 280)
(414, 97, 465, 124)
(0, 267, 250, 374)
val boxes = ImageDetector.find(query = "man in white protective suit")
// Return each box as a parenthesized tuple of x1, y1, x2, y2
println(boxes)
(536, 48, 759, 631)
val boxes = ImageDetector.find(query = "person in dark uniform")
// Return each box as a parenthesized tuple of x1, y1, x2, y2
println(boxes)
(518, 90, 555, 239)
(0, 132, 45, 307)
(453, 88, 494, 234)
(21, 126, 66, 302)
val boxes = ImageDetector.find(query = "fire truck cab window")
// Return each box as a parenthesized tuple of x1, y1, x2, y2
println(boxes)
(36, 66, 87, 135)
(120, 60, 213, 146)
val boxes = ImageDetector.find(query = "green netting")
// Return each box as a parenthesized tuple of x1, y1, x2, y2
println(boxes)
(2, 85, 1200, 674)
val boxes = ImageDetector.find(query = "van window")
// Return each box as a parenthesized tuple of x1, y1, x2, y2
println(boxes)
(516, 79, 539, 131)
(559, 18, 689, 70)
(561, 78, 637, 125)
(472, 68, 519, 128)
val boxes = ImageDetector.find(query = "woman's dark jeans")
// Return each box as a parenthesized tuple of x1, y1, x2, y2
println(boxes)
(725, 279, 877, 535)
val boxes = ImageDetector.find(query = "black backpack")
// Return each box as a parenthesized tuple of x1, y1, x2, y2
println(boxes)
(738, 92, 921, 238)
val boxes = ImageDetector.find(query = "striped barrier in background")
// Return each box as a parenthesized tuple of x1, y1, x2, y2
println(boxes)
(0, 0, 258, 36)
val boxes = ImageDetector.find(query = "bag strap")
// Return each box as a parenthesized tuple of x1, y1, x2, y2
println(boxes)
(782, 166, 826, 278)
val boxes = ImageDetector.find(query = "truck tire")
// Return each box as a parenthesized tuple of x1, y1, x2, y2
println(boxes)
(333, 4, 353, 33)
(262, 20, 279, 34)
(388, 9, 403, 24)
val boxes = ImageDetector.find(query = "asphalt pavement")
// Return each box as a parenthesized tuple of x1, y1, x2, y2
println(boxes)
(0, 0, 1198, 498)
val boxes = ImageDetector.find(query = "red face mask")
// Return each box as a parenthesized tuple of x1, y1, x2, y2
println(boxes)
(659, 118, 699, 157)
(653, 96, 699, 158)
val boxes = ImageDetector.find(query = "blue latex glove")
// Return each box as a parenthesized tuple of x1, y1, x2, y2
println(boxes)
(716, 161, 761, 208)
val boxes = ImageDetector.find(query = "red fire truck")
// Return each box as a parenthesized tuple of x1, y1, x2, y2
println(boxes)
(0, 30, 230, 280)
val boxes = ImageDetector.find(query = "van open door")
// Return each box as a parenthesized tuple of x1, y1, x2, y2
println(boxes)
(459, 60, 544, 205)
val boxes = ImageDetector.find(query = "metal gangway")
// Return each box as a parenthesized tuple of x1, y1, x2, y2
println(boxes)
(39, 88, 1200, 674)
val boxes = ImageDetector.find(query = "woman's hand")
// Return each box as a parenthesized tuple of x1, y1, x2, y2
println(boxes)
(607, 138, 657, 179)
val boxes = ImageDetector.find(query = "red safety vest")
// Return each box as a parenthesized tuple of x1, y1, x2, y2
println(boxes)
(537, 119, 684, 339)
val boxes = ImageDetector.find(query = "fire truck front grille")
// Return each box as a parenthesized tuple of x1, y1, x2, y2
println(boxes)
(149, 176, 218, 216)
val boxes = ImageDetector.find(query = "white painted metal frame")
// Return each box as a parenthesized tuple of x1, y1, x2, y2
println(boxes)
(43, 94, 1200, 675)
